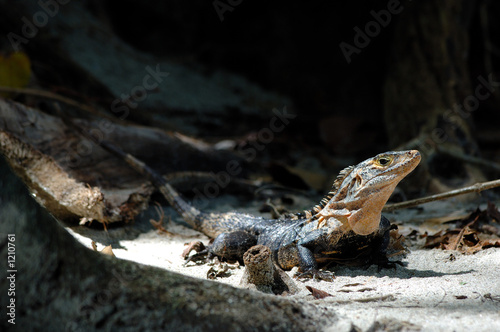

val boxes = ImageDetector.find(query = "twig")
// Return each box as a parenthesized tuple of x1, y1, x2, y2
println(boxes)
(383, 178, 500, 211)
(0, 86, 120, 122)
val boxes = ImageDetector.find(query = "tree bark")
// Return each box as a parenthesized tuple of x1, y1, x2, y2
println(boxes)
(384, 0, 484, 192)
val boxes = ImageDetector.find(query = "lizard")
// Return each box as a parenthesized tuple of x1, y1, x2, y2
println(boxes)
(181, 150, 420, 281)
(79, 120, 420, 280)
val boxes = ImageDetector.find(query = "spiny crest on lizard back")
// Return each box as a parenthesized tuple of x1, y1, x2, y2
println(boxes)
(332, 165, 355, 191)
(282, 164, 355, 221)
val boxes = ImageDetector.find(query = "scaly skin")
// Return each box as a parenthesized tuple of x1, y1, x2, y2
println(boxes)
(96, 140, 420, 280)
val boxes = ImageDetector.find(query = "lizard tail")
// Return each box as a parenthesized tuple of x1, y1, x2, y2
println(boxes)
(157, 182, 201, 228)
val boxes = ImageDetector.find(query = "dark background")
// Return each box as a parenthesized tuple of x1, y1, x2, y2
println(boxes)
(1, 0, 499, 194)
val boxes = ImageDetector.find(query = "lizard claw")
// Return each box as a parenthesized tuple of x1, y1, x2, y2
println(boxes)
(370, 250, 405, 271)
(294, 269, 335, 282)
(182, 241, 210, 265)
(183, 250, 209, 266)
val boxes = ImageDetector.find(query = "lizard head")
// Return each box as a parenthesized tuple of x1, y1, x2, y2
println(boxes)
(319, 150, 421, 235)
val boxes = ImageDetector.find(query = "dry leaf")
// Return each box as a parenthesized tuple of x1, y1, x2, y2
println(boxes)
(306, 286, 332, 299)
(388, 228, 408, 257)
(207, 264, 231, 279)
(423, 203, 500, 253)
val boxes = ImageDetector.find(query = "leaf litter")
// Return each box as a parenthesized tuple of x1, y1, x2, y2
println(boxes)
(423, 201, 500, 253)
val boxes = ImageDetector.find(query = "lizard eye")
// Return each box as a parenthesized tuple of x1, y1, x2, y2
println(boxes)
(376, 156, 393, 166)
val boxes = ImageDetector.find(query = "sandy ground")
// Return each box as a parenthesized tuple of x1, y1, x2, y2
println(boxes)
(66, 198, 500, 332)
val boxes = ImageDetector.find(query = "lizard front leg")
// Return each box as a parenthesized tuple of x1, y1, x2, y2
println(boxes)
(209, 231, 258, 265)
(184, 230, 257, 265)
(290, 229, 336, 282)
(294, 244, 335, 282)
(370, 215, 404, 269)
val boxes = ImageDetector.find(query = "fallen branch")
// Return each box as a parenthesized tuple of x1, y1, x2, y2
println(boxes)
(383, 179, 500, 211)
